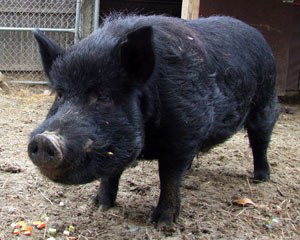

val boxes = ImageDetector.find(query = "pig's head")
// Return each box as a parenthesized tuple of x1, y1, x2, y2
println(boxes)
(28, 26, 155, 184)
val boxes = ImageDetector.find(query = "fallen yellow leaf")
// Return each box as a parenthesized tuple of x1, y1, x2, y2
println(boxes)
(233, 197, 256, 207)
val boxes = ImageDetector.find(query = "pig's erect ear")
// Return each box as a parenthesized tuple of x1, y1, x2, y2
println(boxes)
(119, 26, 155, 85)
(33, 29, 64, 77)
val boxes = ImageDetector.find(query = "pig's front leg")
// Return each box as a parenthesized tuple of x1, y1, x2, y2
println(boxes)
(94, 172, 122, 210)
(151, 157, 190, 225)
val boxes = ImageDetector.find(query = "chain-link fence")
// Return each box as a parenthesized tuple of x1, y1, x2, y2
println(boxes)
(0, 0, 80, 82)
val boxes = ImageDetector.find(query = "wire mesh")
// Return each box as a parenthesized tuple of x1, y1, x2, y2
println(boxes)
(0, 0, 77, 82)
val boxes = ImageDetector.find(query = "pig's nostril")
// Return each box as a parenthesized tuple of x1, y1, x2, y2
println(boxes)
(46, 148, 55, 157)
(31, 144, 38, 155)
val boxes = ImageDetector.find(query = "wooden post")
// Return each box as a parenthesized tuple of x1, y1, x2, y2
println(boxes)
(82, 0, 95, 38)
(181, 0, 201, 20)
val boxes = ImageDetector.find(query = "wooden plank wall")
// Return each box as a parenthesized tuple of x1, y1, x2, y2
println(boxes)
(286, 4, 300, 91)
(181, 0, 200, 19)
(100, 0, 182, 19)
(191, 0, 299, 95)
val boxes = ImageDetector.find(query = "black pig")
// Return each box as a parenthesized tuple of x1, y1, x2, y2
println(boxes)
(28, 15, 278, 225)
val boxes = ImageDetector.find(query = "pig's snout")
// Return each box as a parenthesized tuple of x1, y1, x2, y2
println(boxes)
(28, 132, 64, 168)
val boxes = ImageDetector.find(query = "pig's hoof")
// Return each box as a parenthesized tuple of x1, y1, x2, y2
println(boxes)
(93, 194, 114, 211)
(253, 170, 270, 183)
(99, 204, 111, 212)
(151, 207, 178, 226)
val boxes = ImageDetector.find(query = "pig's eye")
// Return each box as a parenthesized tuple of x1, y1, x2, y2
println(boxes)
(89, 94, 113, 109)
(98, 95, 111, 103)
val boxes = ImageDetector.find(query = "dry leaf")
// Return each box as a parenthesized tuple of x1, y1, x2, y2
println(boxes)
(233, 197, 256, 207)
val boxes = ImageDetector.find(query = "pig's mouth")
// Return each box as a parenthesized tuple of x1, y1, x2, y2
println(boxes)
(38, 156, 98, 185)
(32, 151, 99, 185)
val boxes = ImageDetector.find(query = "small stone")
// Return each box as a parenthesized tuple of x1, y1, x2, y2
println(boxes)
(57, 191, 64, 197)
(47, 237, 56, 240)
(43, 90, 51, 95)
(128, 225, 139, 232)
(0, 80, 10, 93)
(3, 206, 18, 214)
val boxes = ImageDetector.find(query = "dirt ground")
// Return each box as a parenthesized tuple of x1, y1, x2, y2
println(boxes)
(0, 85, 299, 240)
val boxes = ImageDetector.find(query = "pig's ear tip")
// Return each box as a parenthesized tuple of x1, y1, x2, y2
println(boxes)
(32, 28, 43, 37)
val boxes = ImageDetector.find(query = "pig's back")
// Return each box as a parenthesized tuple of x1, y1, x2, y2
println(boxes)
(140, 15, 276, 148)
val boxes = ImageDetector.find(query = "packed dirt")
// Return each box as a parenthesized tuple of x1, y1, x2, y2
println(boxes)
(0, 85, 299, 240)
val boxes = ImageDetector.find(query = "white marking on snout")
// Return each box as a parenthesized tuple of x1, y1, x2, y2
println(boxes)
(84, 138, 94, 152)
(39, 131, 64, 147)
(38, 131, 65, 161)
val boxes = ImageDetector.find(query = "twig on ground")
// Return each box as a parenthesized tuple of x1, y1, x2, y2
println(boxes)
(279, 199, 286, 207)
(276, 185, 285, 197)
(246, 178, 253, 195)
(38, 189, 53, 205)
(79, 234, 89, 240)
(2, 178, 8, 189)
(43, 226, 47, 239)
(235, 208, 246, 217)
(107, 212, 122, 218)
(291, 223, 300, 235)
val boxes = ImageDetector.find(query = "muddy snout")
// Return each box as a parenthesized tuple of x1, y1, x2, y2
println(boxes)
(28, 132, 64, 168)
